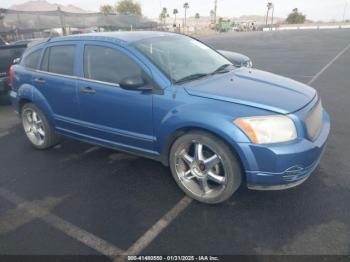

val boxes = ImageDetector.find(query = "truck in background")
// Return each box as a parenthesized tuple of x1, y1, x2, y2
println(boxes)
(0, 43, 27, 103)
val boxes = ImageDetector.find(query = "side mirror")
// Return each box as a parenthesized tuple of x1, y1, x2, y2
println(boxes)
(13, 57, 21, 65)
(119, 75, 152, 91)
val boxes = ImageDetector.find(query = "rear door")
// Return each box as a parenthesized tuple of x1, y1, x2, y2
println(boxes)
(76, 42, 154, 151)
(33, 42, 80, 131)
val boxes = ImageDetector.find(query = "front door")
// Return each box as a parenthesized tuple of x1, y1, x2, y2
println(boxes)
(77, 42, 154, 152)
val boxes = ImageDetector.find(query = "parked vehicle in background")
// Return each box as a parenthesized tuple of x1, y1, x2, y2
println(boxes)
(11, 38, 44, 46)
(10, 32, 330, 204)
(0, 38, 44, 103)
(0, 37, 9, 46)
(0, 43, 27, 103)
(218, 50, 252, 68)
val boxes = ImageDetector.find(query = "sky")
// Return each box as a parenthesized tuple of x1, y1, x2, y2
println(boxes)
(1, 0, 349, 21)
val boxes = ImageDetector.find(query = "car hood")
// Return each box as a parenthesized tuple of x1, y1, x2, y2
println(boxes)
(184, 68, 316, 114)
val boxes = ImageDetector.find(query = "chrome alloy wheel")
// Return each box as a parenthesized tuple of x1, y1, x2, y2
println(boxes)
(174, 141, 228, 198)
(22, 108, 46, 146)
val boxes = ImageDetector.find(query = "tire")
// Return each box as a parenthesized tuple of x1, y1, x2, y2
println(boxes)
(21, 103, 59, 149)
(169, 131, 242, 204)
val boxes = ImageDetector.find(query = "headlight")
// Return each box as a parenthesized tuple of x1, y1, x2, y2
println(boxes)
(234, 115, 297, 144)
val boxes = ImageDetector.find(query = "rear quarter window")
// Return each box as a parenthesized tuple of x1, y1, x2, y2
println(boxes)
(41, 45, 76, 76)
(23, 49, 42, 69)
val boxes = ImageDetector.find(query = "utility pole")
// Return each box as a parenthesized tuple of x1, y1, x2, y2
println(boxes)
(343, 1, 348, 22)
(271, 3, 274, 30)
(57, 7, 66, 36)
(214, 0, 218, 24)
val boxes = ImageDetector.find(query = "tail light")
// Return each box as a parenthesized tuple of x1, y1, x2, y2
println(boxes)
(8, 65, 14, 89)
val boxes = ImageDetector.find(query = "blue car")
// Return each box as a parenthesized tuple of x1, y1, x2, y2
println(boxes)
(9, 32, 330, 204)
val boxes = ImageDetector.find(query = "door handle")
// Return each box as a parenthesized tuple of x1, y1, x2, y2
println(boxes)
(80, 87, 96, 94)
(34, 78, 46, 84)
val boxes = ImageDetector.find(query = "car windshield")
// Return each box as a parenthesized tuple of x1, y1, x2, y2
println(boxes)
(133, 35, 233, 83)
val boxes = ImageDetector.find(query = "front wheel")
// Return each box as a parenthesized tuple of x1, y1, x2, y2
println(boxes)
(169, 131, 242, 204)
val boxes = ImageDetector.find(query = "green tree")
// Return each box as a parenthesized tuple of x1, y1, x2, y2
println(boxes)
(159, 8, 169, 25)
(116, 0, 142, 16)
(286, 8, 306, 24)
(100, 4, 114, 15)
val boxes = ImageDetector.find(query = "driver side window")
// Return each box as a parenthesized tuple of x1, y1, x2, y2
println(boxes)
(83, 45, 142, 84)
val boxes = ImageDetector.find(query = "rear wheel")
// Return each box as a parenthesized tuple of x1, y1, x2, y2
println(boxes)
(169, 131, 242, 204)
(21, 103, 59, 149)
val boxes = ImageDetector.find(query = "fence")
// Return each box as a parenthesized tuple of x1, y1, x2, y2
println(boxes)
(0, 8, 158, 35)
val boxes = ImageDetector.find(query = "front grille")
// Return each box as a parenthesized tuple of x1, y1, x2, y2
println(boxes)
(305, 100, 323, 140)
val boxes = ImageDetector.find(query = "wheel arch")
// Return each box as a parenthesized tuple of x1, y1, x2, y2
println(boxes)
(18, 86, 56, 127)
(160, 126, 248, 180)
(18, 98, 32, 113)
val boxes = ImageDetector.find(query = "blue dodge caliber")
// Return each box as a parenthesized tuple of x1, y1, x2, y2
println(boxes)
(9, 32, 330, 204)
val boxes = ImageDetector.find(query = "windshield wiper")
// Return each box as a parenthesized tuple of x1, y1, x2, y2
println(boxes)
(211, 64, 234, 75)
(174, 64, 234, 84)
(174, 73, 209, 84)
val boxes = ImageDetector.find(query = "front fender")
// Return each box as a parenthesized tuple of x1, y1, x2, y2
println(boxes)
(156, 102, 252, 169)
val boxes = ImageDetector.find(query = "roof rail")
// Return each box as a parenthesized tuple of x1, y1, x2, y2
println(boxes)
(27, 37, 52, 48)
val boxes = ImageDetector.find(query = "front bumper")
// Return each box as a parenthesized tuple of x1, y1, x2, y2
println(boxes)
(238, 111, 330, 190)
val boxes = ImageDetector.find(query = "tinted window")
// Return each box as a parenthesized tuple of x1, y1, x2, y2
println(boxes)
(23, 49, 42, 69)
(42, 45, 75, 76)
(84, 45, 142, 84)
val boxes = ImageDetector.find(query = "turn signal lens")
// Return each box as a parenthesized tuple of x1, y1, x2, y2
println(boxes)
(234, 118, 259, 143)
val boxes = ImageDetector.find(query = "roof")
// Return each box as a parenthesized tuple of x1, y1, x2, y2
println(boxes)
(50, 31, 179, 45)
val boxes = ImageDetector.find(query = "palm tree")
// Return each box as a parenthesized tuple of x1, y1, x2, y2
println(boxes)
(270, 3, 275, 29)
(183, 2, 189, 28)
(173, 8, 179, 25)
(159, 7, 169, 25)
(195, 13, 200, 29)
(265, 2, 273, 26)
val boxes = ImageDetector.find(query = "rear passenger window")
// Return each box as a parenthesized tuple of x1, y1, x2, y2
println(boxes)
(84, 45, 142, 84)
(23, 49, 42, 69)
(41, 45, 76, 76)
